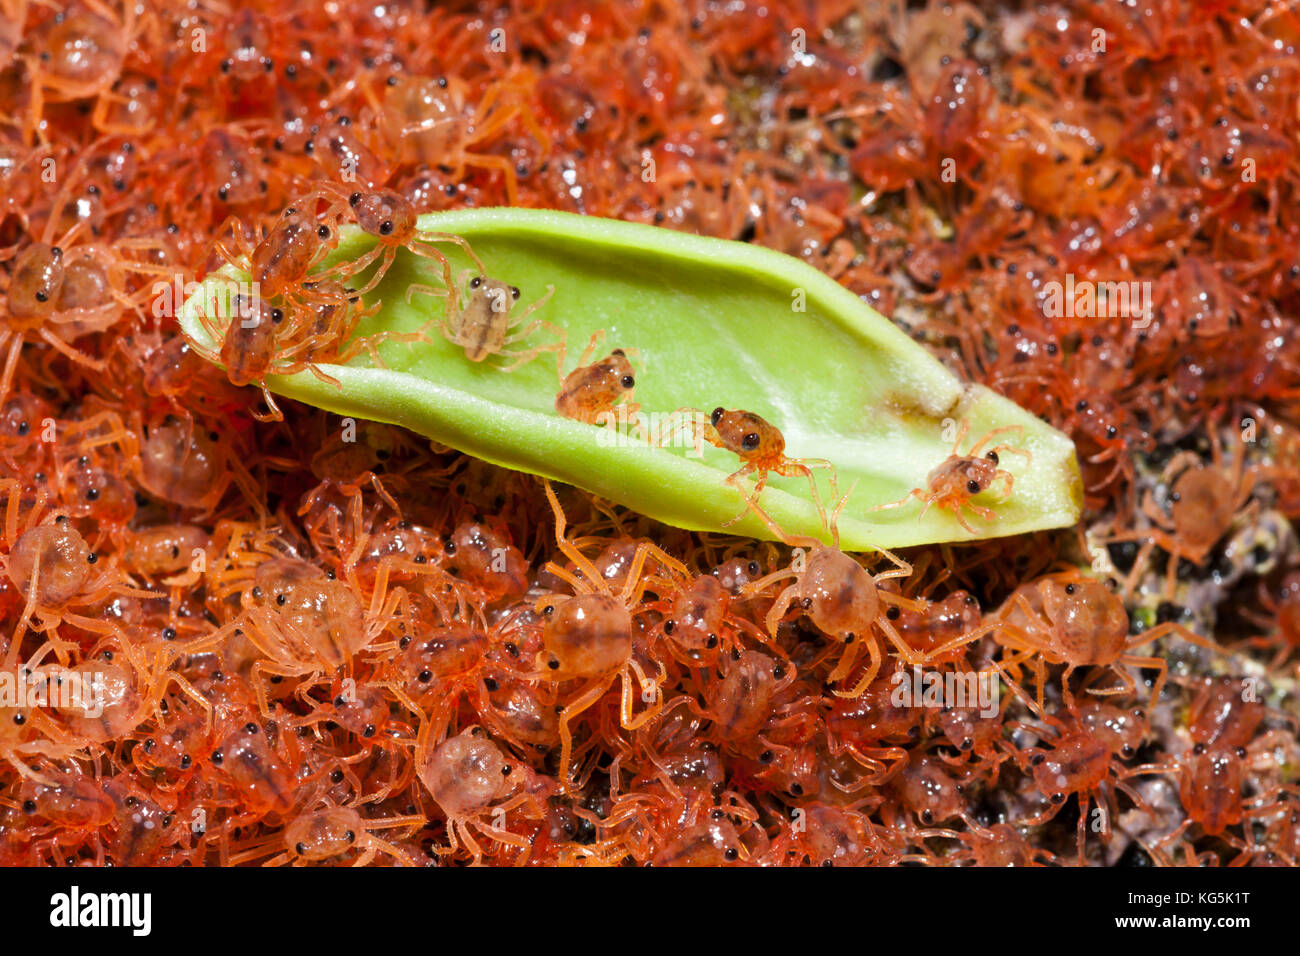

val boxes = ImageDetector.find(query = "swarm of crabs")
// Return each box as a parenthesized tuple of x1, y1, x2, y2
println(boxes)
(0, 0, 1298, 866)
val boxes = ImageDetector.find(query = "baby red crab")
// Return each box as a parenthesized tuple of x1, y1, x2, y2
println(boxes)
(1241, 570, 1300, 669)
(0, 498, 154, 666)
(185, 292, 288, 421)
(1133, 681, 1295, 858)
(15, 765, 115, 864)
(651, 814, 752, 866)
(924, 571, 1222, 713)
(1111, 431, 1256, 597)
(19, 0, 134, 145)
(767, 802, 899, 867)
(327, 187, 486, 297)
(915, 820, 1058, 867)
(407, 268, 561, 371)
(205, 555, 384, 715)
(231, 801, 426, 867)
(873, 422, 1031, 535)
(554, 332, 640, 427)
(208, 195, 350, 309)
(376, 71, 548, 206)
(416, 726, 543, 864)
(1, 232, 156, 402)
(521, 480, 688, 785)
(745, 499, 924, 698)
(189, 283, 411, 421)
(651, 569, 768, 666)
(0, 694, 95, 786)
(662, 406, 838, 529)
(997, 680, 1157, 865)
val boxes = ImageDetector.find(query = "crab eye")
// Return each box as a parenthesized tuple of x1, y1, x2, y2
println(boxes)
(379, 220, 393, 235)
(318, 225, 331, 239)
(470, 276, 483, 288)
(741, 432, 760, 450)
(966, 479, 980, 494)
(710, 407, 724, 426)
(620, 375, 635, 388)
(985, 451, 999, 464)
(611, 348, 625, 357)
(510, 286, 520, 299)
(349, 192, 362, 206)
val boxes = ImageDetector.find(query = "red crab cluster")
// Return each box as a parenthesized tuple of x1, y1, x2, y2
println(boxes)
(0, 0, 1297, 865)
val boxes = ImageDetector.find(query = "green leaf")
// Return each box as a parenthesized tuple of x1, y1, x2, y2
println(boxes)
(179, 208, 1082, 550)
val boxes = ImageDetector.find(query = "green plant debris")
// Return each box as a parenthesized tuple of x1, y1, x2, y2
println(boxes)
(180, 208, 1082, 550)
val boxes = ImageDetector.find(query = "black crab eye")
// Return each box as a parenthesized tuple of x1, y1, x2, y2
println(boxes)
(966, 479, 980, 494)
(710, 407, 724, 426)
(986, 451, 999, 464)
(349, 192, 362, 206)
(620, 375, 635, 389)
(470, 276, 483, 289)
(741, 432, 760, 450)
(510, 286, 520, 299)
(379, 220, 393, 235)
